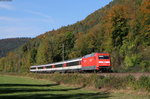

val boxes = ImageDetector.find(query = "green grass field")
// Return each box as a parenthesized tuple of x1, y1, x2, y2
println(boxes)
(0, 75, 149, 99)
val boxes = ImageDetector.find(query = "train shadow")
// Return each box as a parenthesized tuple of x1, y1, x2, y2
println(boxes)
(0, 83, 86, 94)
(0, 83, 111, 99)
(0, 83, 59, 87)
(0, 92, 110, 99)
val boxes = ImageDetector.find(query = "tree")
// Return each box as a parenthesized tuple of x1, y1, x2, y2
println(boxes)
(138, 0, 150, 45)
(36, 38, 53, 64)
(63, 32, 75, 59)
(29, 48, 37, 65)
(109, 5, 129, 47)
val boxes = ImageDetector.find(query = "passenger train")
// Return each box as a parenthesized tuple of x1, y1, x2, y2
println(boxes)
(30, 53, 111, 73)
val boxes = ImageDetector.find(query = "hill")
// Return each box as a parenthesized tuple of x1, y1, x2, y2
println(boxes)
(0, 0, 149, 72)
(0, 38, 31, 57)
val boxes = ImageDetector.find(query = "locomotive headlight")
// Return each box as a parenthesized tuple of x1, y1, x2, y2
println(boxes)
(99, 61, 104, 63)
(105, 61, 110, 63)
(99, 61, 110, 63)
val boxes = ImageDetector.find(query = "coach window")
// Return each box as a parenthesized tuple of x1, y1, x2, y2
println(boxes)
(55, 64, 63, 68)
(67, 61, 80, 66)
(38, 67, 43, 69)
(46, 66, 52, 68)
(30, 67, 36, 70)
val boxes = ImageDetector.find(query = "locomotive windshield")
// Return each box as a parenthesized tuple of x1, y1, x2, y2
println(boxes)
(99, 56, 109, 59)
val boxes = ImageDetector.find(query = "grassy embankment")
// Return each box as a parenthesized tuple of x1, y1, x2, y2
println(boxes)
(0, 74, 150, 99)
(24, 73, 150, 92)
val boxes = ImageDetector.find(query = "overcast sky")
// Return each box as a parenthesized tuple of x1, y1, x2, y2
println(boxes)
(0, 0, 112, 39)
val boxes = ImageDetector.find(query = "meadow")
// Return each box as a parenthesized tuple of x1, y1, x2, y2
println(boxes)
(0, 74, 149, 99)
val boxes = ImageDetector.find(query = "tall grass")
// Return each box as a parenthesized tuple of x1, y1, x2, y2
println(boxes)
(17, 73, 150, 92)
(134, 76, 150, 91)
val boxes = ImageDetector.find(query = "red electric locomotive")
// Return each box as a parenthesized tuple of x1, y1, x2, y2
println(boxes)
(81, 53, 111, 72)
(30, 52, 111, 73)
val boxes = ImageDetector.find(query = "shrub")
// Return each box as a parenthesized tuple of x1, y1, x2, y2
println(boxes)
(124, 75, 136, 86)
(134, 76, 150, 91)
(94, 76, 110, 89)
(27, 73, 150, 92)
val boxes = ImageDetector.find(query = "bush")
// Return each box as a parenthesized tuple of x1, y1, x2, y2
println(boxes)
(26, 73, 150, 92)
(94, 76, 110, 89)
(124, 75, 136, 86)
(134, 76, 150, 91)
(140, 60, 150, 72)
(124, 54, 141, 68)
(104, 76, 125, 89)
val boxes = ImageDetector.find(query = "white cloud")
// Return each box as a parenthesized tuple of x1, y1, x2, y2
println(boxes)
(24, 10, 55, 23)
(0, 26, 37, 39)
(26, 10, 52, 19)
(0, 16, 17, 21)
(0, 3, 15, 10)
(0, 26, 31, 33)
(0, 16, 55, 39)
(0, 10, 55, 39)
(0, 16, 54, 24)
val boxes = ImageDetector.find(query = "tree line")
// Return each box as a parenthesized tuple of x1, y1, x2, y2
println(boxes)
(0, 0, 149, 72)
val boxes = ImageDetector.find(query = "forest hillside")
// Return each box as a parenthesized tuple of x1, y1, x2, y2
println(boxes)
(0, 0, 149, 72)
(0, 38, 31, 57)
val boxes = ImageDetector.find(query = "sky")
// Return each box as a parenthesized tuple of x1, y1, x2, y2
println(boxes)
(0, 0, 112, 39)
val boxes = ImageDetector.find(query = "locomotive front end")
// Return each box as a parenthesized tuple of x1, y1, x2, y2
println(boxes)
(96, 53, 111, 72)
